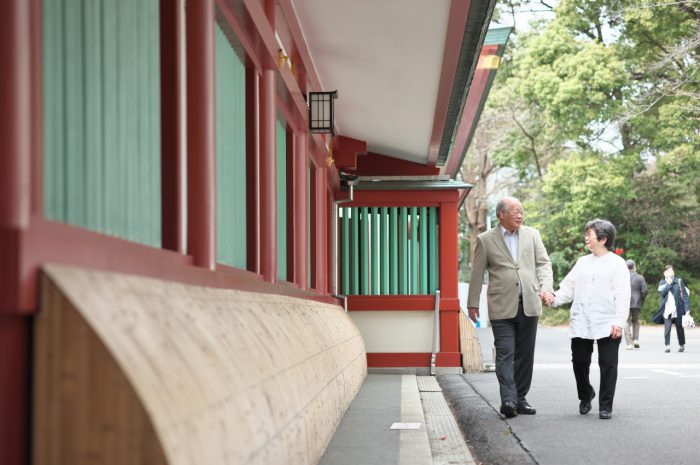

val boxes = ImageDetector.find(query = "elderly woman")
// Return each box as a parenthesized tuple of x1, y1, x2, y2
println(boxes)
(545, 219, 630, 420)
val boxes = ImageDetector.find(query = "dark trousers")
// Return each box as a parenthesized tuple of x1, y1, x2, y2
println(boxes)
(664, 316, 686, 346)
(490, 299, 538, 405)
(571, 336, 620, 412)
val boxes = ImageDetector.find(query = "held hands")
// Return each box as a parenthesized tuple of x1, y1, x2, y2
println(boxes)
(539, 291, 555, 306)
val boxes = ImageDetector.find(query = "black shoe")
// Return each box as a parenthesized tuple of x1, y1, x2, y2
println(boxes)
(500, 401, 518, 418)
(599, 410, 612, 419)
(517, 401, 537, 415)
(579, 391, 595, 415)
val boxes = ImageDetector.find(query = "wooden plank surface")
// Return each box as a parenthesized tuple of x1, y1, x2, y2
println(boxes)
(34, 264, 367, 465)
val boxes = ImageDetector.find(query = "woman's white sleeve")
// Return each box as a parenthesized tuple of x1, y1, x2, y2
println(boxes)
(553, 260, 578, 307)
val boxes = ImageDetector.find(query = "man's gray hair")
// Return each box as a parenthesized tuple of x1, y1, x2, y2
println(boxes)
(584, 218, 616, 251)
(626, 259, 635, 270)
(496, 197, 519, 216)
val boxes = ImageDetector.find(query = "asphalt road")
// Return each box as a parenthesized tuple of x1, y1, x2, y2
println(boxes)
(439, 324, 700, 465)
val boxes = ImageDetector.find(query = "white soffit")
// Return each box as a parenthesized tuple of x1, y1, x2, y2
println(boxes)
(293, 0, 451, 165)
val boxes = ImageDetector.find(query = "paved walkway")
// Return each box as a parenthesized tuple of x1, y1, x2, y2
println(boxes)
(320, 373, 475, 465)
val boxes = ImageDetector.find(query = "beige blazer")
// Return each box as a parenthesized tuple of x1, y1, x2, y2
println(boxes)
(467, 225, 553, 320)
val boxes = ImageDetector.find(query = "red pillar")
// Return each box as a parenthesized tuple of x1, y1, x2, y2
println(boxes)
(246, 69, 260, 274)
(259, 69, 277, 282)
(293, 132, 308, 289)
(259, 0, 277, 282)
(0, 0, 31, 230)
(161, 0, 185, 253)
(0, 1, 32, 463)
(186, 0, 216, 269)
(314, 164, 328, 293)
(438, 199, 461, 366)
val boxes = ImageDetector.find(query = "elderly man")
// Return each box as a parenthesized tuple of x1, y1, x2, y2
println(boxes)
(468, 197, 554, 418)
(624, 259, 648, 350)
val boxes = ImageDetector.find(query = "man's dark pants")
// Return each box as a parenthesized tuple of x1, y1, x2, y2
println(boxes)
(571, 336, 621, 411)
(490, 299, 538, 405)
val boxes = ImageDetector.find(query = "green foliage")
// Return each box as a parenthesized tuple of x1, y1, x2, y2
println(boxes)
(474, 0, 700, 290)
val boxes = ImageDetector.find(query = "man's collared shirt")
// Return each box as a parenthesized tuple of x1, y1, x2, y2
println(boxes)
(500, 224, 522, 297)
(500, 225, 519, 262)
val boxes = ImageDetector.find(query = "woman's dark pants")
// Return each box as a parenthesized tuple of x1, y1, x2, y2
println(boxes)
(571, 336, 620, 412)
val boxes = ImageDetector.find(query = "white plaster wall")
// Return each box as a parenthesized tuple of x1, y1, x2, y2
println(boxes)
(43, 264, 366, 465)
(349, 311, 434, 352)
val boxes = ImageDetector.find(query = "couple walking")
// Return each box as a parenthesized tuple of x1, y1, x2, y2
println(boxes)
(467, 197, 630, 420)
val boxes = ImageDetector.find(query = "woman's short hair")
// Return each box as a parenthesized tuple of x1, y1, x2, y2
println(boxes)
(584, 219, 616, 251)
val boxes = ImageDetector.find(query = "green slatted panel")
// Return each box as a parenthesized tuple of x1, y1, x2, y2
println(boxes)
(43, 0, 161, 246)
(215, 24, 247, 268)
(84, 0, 103, 232)
(390, 207, 398, 294)
(380, 207, 389, 295)
(429, 207, 438, 293)
(341, 208, 350, 295)
(277, 119, 287, 281)
(419, 207, 428, 294)
(371, 208, 379, 294)
(64, 0, 85, 227)
(399, 207, 408, 294)
(360, 207, 369, 294)
(351, 207, 360, 294)
(410, 207, 419, 294)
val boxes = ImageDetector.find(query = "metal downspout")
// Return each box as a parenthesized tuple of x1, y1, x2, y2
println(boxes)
(430, 290, 441, 375)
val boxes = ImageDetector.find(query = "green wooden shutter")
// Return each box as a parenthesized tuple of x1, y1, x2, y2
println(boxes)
(43, 0, 161, 246)
(215, 24, 247, 268)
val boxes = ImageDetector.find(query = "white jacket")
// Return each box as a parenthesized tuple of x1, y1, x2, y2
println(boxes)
(553, 252, 631, 340)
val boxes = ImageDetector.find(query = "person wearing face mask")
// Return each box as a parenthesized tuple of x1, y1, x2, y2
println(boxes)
(651, 265, 690, 353)
(542, 219, 630, 420)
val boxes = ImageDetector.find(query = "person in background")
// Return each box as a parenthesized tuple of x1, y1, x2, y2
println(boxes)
(624, 260, 648, 350)
(543, 219, 630, 420)
(467, 196, 554, 418)
(651, 265, 690, 353)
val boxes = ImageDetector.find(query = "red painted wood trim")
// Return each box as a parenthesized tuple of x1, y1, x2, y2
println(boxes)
(285, 127, 295, 282)
(352, 152, 440, 177)
(439, 201, 460, 357)
(347, 295, 437, 311)
(246, 68, 261, 273)
(344, 189, 459, 207)
(367, 353, 432, 367)
(0, 316, 29, 465)
(277, 0, 323, 93)
(309, 163, 318, 289)
(442, 46, 499, 178)
(427, 0, 471, 167)
(440, 311, 460, 353)
(0, 0, 32, 230)
(186, 0, 216, 270)
(5, 218, 340, 313)
(259, 68, 277, 282)
(439, 297, 461, 311)
(293, 132, 308, 290)
(367, 352, 461, 368)
(314, 165, 328, 293)
(30, 0, 43, 218)
(436, 351, 461, 367)
(215, 0, 262, 71)
(161, 0, 185, 253)
(439, 201, 459, 299)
